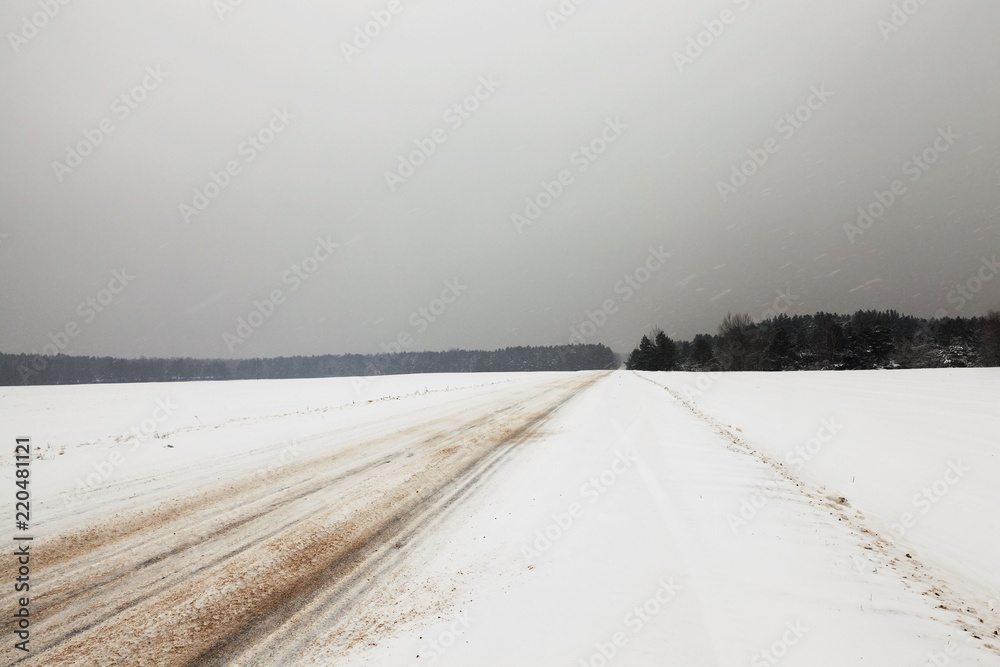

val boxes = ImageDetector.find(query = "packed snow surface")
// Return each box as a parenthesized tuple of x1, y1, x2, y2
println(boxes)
(1, 369, 997, 666)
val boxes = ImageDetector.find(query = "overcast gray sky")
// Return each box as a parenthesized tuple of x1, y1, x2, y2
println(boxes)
(2, 0, 998, 359)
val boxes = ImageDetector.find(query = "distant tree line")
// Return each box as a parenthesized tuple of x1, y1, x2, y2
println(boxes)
(0, 344, 620, 386)
(627, 310, 1000, 371)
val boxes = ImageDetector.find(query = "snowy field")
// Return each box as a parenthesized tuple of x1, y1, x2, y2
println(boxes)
(1, 370, 998, 666)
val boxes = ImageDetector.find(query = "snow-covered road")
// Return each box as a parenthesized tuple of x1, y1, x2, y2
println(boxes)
(1, 370, 997, 666)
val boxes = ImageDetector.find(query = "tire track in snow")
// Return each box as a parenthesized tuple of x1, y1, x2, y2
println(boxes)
(616, 403, 727, 667)
(4, 372, 605, 667)
(636, 371, 1000, 657)
(34, 379, 537, 571)
(193, 373, 604, 666)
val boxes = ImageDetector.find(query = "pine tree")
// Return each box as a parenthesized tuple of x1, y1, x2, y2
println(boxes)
(690, 334, 714, 369)
(978, 311, 1000, 366)
(717, 312, 760, 371)
(626, 335, 656, 370)
(653, 330, 678, 371)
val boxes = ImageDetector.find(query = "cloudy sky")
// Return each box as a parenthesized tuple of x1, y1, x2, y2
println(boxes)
(1, 0, 998, 359)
